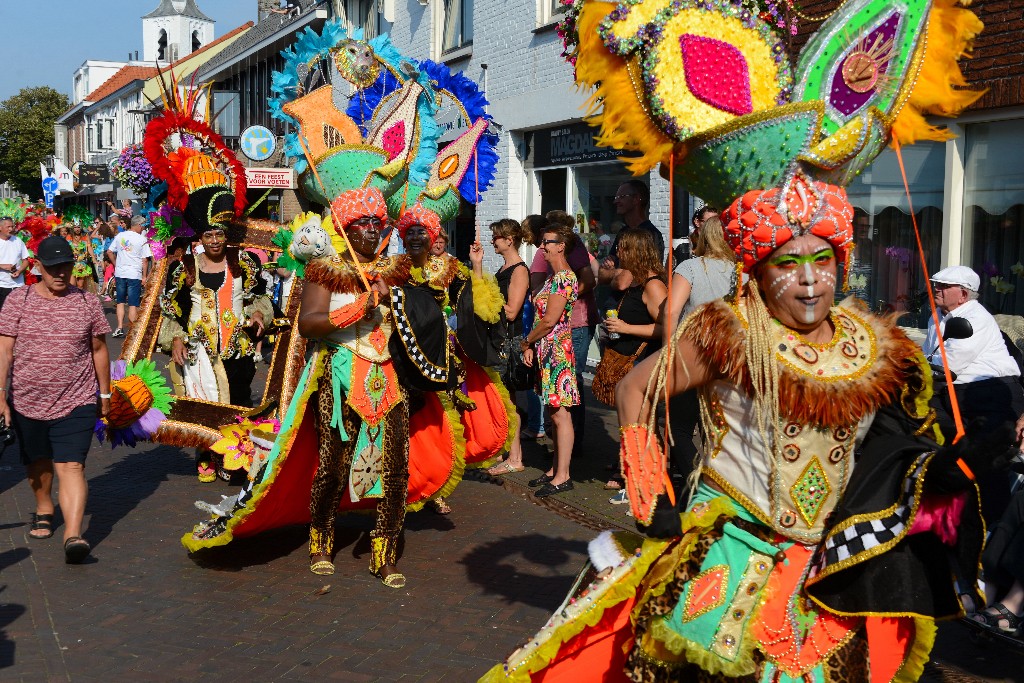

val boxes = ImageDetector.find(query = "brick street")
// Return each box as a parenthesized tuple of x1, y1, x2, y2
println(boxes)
(0, 315, 1021, 682)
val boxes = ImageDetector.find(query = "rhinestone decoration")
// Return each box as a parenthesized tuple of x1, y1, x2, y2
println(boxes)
(683, 564, 730, 622)
(790, 456, 832, 527)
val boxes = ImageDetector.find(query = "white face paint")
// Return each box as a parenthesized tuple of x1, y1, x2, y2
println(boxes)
(760, 234, 839, 333)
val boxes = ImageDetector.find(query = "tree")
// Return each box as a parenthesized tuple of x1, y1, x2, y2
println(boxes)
(0, 87, 70, 199)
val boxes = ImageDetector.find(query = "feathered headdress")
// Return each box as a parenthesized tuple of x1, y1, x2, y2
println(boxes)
(563, 0, 983, 270)
(270, 22, 498, 226)
(143, 68, 247, 237)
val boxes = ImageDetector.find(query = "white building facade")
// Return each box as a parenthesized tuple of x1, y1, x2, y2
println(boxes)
(142, 0, 216, 64)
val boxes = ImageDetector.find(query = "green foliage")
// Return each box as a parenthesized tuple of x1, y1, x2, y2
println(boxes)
(0, 87, 70, 198)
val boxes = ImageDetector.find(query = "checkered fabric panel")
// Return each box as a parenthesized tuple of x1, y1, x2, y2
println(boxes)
(815, 454, 929, 571)
(391, 287, 447, 382)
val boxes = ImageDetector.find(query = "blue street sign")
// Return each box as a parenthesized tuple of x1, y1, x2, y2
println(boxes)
(41, 176, 59, 193)
(44, 191, 55, 209)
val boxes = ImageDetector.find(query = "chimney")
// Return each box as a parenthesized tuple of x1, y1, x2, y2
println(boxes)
(258, 0, 278, 19)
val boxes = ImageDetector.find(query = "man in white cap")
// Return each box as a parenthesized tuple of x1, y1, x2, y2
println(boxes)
(923, 264, 1023, 525)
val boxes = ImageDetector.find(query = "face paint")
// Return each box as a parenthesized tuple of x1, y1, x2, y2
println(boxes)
(762, 238, 839, 332)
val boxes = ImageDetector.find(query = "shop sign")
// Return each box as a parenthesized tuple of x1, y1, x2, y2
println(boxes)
(532, 122, 629, 167)
(245, 167, 296, 189)
(79, 164, 110, 186)
(436, 94, 473, 144)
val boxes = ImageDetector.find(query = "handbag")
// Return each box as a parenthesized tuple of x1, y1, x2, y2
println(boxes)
(591, 342, 647, 407)
(499, 323, 537, 391)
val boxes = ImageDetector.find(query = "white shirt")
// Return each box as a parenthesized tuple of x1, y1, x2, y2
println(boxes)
(107, 231, 152, 280)
(0, 236, 29, 288)
(923, 299, 1020, 383)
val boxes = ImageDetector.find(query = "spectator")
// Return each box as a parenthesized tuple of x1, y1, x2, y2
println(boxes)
(597, 230, 667, 501)
(486, 218, 532, 476)
(105, 199, 133, 223)
(520, 214, 547, 441)
(523, 222, 579, 497)
(600, 180, 664, 290)
(0, 236, 111, 563)
(923, 265, 1024, 525)
(530, 211, 597, 457)
(107, 214, 124, 234)
(106, 216, 152, 337)
(674, 204, 717, 265)
(0, 216, 29, 311)
(666, 215, 738, 496)
(431, 228, 449, 257)
(969, 484, 1024, 634)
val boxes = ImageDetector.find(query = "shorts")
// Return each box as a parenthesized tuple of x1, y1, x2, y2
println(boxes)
(12, 404, 95, 465)
(115, 277, 142, 306)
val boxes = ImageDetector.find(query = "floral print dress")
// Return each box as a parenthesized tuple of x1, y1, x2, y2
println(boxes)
(534, 269, 579, 408)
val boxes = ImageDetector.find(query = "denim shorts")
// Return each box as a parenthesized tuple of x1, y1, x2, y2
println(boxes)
(115, 277, 142, 306)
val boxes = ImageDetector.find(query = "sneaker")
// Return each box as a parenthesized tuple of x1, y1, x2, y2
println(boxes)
(609, 490, 629, 505)
(111, 328, 125, 338)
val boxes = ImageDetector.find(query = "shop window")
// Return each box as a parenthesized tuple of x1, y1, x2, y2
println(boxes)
(962, 119, 1024, 316)
(441, 0, 473, 54)
(844, 142, 944, 323)
(212, 91, 241, 140)
(571, 163, 649, 261)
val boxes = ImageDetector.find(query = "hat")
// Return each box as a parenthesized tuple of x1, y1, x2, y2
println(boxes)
(396, 203, 441, 242)
(36, 236, 75, 266)
(931, 265, 980, 292)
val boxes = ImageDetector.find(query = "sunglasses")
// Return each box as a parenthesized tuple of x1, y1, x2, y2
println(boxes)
(541, 239, 561, 246)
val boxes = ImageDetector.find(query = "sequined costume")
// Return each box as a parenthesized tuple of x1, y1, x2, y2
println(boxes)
(69, 237, 93, 279)
(485, 294, 987, 682)
(486, 0, 989, 678)
(158, 251, 274, 407)
(182, 252, 467, 559)
(407, 251, 514, 467)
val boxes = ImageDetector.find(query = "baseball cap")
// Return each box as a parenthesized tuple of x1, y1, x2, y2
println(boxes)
(36, 236, 75, 267)
(931, 265, 980, 292)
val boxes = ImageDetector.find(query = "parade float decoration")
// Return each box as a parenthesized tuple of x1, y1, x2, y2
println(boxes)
(61, 205, 94, 228)
(96, 359, 176, 447)
(210, 416, 282, 479)
(0, 199, 28, 224)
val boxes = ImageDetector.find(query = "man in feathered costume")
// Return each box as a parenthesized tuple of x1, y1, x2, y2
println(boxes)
(484, 0, 1019, 680)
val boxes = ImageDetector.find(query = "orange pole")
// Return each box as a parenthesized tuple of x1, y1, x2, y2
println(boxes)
(893, 139, 965, 444)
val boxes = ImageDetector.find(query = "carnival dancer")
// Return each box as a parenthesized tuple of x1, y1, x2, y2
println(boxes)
(142, 77, 274, 483)
(484, 0, 1014, 679)
(396, 203, 511, 515)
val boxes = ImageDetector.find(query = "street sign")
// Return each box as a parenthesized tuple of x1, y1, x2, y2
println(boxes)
(44, 191, 55, 209)
(42, 177, 58, 193)
(240, 126, 277, 162)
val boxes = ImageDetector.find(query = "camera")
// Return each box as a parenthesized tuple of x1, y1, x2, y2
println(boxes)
(0, 416, 15, 447)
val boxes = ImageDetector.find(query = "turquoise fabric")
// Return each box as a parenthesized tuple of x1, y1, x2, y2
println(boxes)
(325, 342, 353, 440)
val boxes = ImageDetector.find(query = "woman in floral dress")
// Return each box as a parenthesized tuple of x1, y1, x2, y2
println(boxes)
(521, 222, 578, 498)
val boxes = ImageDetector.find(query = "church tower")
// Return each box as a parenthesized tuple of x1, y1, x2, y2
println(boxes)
(142, 0, 215, 64)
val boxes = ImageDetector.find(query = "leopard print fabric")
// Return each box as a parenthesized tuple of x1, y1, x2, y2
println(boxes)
(309, 355, 410, 559)
(625, 518, 727, 682)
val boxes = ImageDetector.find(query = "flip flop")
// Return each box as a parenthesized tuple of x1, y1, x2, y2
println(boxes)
(63, 537, 91, 564)
(29, 513, 54, 540)
(487, 462, 525, 476)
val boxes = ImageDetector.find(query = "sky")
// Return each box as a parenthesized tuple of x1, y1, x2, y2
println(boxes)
(0, 0, 259, 102)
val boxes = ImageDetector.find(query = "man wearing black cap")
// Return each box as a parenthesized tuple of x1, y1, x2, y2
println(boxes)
(0, 236, 112, 563)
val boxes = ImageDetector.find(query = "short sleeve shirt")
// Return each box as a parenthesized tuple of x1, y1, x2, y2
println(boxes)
(530, 241, 597, 328)
(108, 231, 152, 279)
(674, 257, 736, 319)
(0, 285, 112, 420)
(0, 237, 29, 288)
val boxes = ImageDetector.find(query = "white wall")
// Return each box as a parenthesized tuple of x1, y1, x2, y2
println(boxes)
(72, 61, 126, 105)
(143, 14, 214, 63)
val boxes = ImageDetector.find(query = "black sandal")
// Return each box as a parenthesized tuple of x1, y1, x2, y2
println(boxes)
(63, 537, 91, 564)
(972, 603, 1022, 635)
(29, 513, 54, 540)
